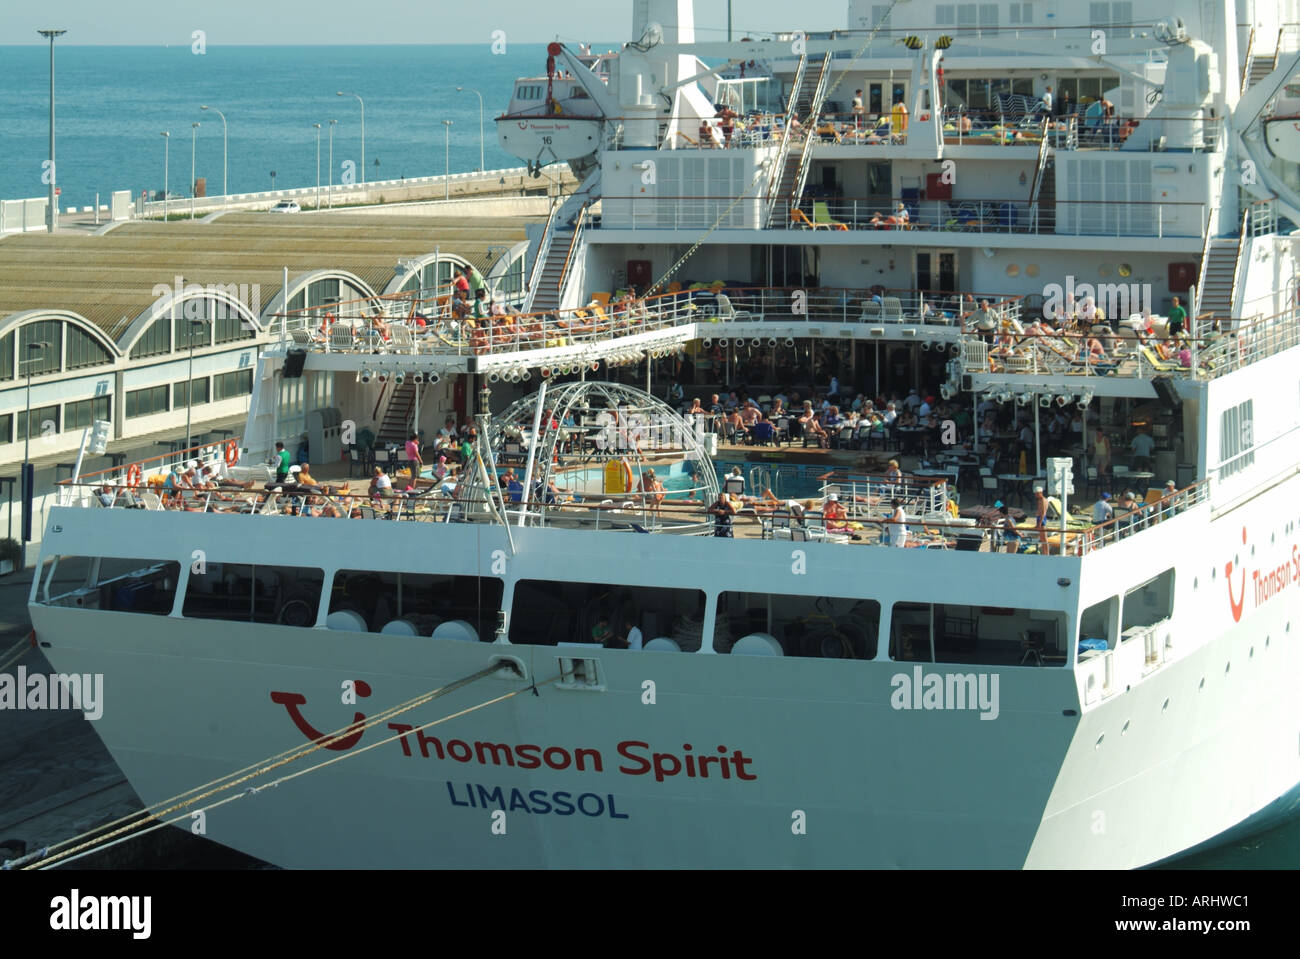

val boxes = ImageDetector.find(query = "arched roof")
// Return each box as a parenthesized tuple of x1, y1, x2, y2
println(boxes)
(0, 309, 123, 358)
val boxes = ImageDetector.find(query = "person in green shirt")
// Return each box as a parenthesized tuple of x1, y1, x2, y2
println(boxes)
(274, 441, 291, 483)
(461, 264, 487, 298)
(1167, 296, 1187, 337)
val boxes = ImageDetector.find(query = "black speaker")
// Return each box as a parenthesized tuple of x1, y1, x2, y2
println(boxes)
(283, 348, 307, 379)
(1151, 375, 1181, 409)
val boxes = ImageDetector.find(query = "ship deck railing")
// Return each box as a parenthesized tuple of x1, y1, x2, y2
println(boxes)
(53, 454, 1210, 559)
(600, 193, 1207, 238)
(266, 284, 1300, 383)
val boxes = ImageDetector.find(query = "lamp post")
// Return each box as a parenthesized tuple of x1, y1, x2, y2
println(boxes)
(328, 119, 337, 208)
(185, 315, 207, 454)
(190, 121, 200, 218)
(456, 86, 485, 172)
(313, 123, 322, 209)
(270, 170, 276, 191)
(336, 91, 365, 184)
(200, 105, 227, 204)
(20, 340, 50, 567)
(160, 131, 170, 219)
(38, 29, 66, 233)
(442, 120, 453, 201)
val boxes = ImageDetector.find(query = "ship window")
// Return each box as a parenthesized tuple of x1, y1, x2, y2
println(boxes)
(508, 580, 705, 649)
(715, 592, 879, 658)
(41, 556, 182, 616)
(1080, 596, 1116, 651)
(889, 602, 1067, 667)
(1218, 399, 1254, 479)
(1121, 569, 1174, 634)
(328, 570, 503, 640)
(183, 563, 324, 626)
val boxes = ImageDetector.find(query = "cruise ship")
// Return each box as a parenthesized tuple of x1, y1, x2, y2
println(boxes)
(23, 0, 1300, 868)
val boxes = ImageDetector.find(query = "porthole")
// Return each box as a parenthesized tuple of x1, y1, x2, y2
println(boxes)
(1225, 661, 1231, 675)
(1122, 720, 1131, 735)
(1249, 646, 1254, 659)
(1162, 698, 1170, 712)
(1198, 677, 1205, 690)
(1193, 577, 1198, 590)
(1095, 734, 1105, 750)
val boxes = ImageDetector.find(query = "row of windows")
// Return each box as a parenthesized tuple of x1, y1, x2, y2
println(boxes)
(130, 309, 257, 360)
(0, 323, 114, 379)
(0, 395, 113, 446)
(123, 370, 254, 420)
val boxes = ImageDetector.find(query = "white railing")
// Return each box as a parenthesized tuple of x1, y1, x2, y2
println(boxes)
(522, 197, 561, 313)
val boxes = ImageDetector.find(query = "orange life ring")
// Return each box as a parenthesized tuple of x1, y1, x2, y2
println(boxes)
(224, 439, 239, 466)
(621, 458, 634, 492)
(126, 463, 143, 487)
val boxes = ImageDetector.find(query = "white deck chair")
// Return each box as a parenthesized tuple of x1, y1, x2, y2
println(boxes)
(714, 293, 755, 321)
(329, 326, 355, 353)
(859, 301, 883, 321)
(140, 491, 165, 511)
(389, 325, 415, 353)
(257, 494, 280, 515)
(881, 297, 904, 322)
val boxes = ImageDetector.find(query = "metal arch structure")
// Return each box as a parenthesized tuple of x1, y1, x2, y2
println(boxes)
(466, 380, 720, 527)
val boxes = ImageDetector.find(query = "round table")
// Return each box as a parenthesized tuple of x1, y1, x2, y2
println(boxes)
(1122, 471, 1155, 490)
(997, 474, 1038, 505)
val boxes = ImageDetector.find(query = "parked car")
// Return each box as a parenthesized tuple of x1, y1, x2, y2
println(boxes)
(269, 200, 301, 213)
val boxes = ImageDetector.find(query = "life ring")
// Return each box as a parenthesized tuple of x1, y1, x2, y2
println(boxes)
(621, 458, 634, 493)
(224, 439, 239, 466)
(126, 463, 142, 487)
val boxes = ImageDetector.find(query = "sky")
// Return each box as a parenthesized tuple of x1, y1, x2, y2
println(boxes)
(3, 0, 850, 45)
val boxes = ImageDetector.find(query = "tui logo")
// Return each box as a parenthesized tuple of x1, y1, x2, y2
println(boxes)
(1225, 526, 1248, 623)
(270, 681, 371, 751)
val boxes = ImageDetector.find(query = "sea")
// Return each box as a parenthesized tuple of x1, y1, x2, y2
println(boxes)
(3, 42, 1298, 871)
(0, 43, 616, 206)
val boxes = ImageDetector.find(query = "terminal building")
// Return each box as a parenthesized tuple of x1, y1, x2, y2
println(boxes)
(0, 212, 537, 473)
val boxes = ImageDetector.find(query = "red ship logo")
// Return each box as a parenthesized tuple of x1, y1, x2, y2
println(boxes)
(1226, 526, 1248, 623)
(271, 681, 371, 751)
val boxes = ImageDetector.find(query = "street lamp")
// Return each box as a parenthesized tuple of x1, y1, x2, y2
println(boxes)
(160, 131, 170, 220)
(270, 170, 276, 190)
(313, 123, 322, 209)
(185, 314, 207, 454)
(442, 120, 453, 201)
(20, 340, 50, 566)
(200, 105, 227, 204)
(328, 119, 337, 208)
(190, 121, 200, 218)
(456, 86, 485, 172)
(336, 91, 365, 184)
(38, 29, 66, 233)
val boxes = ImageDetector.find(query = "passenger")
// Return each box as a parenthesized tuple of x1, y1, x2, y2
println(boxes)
(706, 490, 736, 537)
(273, 441, 291, 484)
(823, 493, 849, 533)
(885, 497, 908, 547)
(369, 466, 392, 502)
(405, 433, 424, 480)
(884, 459, 903, 486)
(1034, 486, 1049, 552)
(997, 504, 1023, 553)
(1092, 490, 1114, 524)
(640, 468, 666, 513)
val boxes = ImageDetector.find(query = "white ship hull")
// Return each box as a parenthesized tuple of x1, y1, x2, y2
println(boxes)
(30, 465, 1300, 868)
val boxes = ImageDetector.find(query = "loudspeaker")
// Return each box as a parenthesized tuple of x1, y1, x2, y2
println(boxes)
(283, 348, 307, 379)
(1151, 375, 1182, 409)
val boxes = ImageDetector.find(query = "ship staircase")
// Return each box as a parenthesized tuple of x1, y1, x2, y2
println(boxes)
(764, 52, 832, 227)
(1193, 210, 1247, 327)
(1242, 27, 1282, 95)
(524, 201, 589, 313)
(376, 380, 417, 445)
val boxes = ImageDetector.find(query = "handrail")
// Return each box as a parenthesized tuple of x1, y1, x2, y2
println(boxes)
(763, 54, 809, 226)
(523, 195, 561, 313)
(1026, 115, 1052, 222)
(1242, 26, 1256, 96)
(790, 53, 834, 212)
(556, 202, 589, 307)
(371, 379, 391, 422)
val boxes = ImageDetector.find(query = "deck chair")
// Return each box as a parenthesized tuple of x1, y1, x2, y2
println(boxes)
(715, 293, 755, 321)
(329, 325, 355, 353)
(791, 208, 820, 230)
(813, 202, 849, 231)
(590, 292, 611, 306)
(289, 328, 315, 347)
(388, 325, 415, 353)
(1140, 346, 1182, 372)
(860, 300, 883, 321)
(140, 491, 165, 511)
(881, 297, 904, 322)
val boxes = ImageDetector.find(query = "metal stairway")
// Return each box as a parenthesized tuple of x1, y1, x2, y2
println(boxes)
(528, 227, 575, 314)
(1196, 235, 1243, 324)
(376, 381, 417, 445)
(768, 53, 831, 227)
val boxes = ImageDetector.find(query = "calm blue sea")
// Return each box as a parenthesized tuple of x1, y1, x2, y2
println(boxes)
(0, 44, 609, 206)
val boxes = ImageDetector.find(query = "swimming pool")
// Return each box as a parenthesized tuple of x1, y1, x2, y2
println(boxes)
(552, 460, 829, 502)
